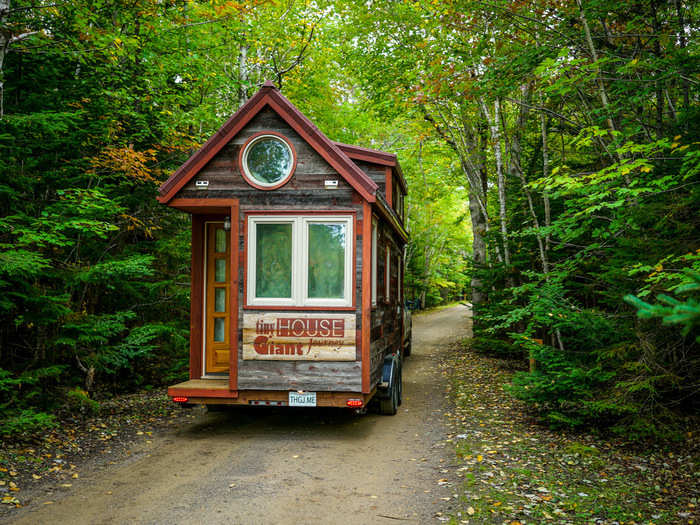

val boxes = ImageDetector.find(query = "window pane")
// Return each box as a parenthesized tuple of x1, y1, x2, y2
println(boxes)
(308, 223, 345, 299)
(245, 137, 292, 185)
(214, 288, 226, 312)
(215, 259, 226, 282)
(213, 318, 225, 342)
(256, 223, 292, 298)
(215, 228, 226, 253)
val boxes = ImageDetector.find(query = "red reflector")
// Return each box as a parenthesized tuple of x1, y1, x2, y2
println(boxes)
(346, 399, 363, 408)
(173, 396, 188, 403)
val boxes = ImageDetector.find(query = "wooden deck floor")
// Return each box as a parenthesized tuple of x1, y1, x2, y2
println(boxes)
(169, 378, 229, 391)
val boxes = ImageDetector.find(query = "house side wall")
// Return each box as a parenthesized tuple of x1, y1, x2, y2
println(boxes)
(369, 218, 404, 387)
(354, 160, 386, 195)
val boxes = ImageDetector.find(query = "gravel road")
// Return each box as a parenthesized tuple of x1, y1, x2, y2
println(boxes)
(12, 304, 471, 525)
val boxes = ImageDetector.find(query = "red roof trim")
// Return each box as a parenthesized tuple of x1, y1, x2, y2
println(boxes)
(335, 142, 396, 165)
(158, 85, 378, 204)
(335, 141, 408, 194)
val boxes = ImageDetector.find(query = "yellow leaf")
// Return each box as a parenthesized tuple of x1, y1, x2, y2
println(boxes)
(641, 166, 652, 173)
(477, 455, 483, 462)
(467, 506, 475, 515)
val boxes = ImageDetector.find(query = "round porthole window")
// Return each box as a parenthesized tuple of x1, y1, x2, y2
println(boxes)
(240, 133, 296, 189)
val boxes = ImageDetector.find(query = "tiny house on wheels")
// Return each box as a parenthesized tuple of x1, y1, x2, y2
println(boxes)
(158, 82, 410, 414)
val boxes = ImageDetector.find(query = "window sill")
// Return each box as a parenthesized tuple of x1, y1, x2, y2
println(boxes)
(243, 304, 356, 311)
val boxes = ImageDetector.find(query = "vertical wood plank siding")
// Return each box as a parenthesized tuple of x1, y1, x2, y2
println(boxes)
(190, 215, 205, 379)
(228, 200, 240, 391)
(362, 201, 372, 392)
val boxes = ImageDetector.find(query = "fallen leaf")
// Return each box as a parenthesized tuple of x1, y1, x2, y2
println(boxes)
(467, 506, 475, 515)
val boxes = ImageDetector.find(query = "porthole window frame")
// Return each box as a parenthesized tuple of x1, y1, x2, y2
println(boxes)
(238, 131, 297, 190)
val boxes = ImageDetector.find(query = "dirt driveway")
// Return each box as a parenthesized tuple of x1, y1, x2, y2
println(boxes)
(11, 305, 471, 525)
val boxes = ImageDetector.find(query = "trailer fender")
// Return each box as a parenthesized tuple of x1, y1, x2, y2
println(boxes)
(377, 354, 399, 399)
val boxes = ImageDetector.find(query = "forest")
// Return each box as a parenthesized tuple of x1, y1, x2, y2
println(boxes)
(0, 0, 697, 441)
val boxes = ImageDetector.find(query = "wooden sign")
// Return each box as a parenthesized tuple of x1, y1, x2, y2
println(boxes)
(242, 313, 356, 361)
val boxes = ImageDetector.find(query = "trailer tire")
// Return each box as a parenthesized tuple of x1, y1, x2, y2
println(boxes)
(397, 359, 403, 406)
(379, 380, 398, 415)
(403, 338, 412, 357)
(379, 361, 400, 415)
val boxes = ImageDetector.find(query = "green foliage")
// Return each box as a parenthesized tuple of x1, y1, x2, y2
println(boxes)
(625, 270, 700, 342)
(508, 344, 622, 428)
(0, 0, 697, 444)
(0, 409, 57, 438)
(338, 0, 699, 439)
(64, 387, 101, 416)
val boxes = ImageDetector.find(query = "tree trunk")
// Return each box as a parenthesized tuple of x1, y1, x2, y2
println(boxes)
(650, 0, 665, 139)
(540, 109, 552, 263)
(0, 0, 10, 119)
(674, 0, 690, 116)
(468, 188, 487, 308)
(238, 43, 249, 108)
(479, 97, 510, 266)
(575, 0, 616, 135)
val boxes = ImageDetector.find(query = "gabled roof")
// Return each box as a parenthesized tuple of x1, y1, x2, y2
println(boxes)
(334, 142, 408, 194)
(157, 81, 378, 203)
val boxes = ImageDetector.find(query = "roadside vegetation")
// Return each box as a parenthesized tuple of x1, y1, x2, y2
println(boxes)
(443, 341, 699, 524)
(0, 0, 697, 471)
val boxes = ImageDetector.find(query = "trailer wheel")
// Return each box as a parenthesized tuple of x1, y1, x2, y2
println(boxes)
(403, 338, 412, 357)
(397, 358, 403, 406)
(379, 362, 400, 415)
(379, 381, 398, 415)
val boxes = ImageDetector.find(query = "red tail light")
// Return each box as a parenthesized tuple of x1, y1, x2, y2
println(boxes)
(173, 396, 188, 403)
(346, 399, 363, 408)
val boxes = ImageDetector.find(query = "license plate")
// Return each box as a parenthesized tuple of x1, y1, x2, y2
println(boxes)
(289, 392, 316, 407)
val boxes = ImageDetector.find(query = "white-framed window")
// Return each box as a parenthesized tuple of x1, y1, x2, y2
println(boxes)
(240, 133, 296, 189)
(247, 215, 353, 307)
(371, 218, 377, 306)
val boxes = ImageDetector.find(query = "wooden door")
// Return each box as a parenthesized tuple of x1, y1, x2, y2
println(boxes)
(205, 222, 231, 374)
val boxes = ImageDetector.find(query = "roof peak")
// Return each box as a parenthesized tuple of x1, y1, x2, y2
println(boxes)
(262, 80, 277, 89)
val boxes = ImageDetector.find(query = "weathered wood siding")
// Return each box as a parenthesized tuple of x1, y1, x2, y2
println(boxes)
(355, 160, 386, 195)
(178, 108, 354, 200)
(369, 219, 403, 387)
